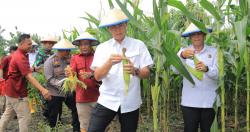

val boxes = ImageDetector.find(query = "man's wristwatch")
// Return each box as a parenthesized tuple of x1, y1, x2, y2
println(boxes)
(134, 68, 140, 76)
(205, 66, 209, 72)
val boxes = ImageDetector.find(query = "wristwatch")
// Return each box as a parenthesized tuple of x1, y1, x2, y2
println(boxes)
(134, 68, 140, 76)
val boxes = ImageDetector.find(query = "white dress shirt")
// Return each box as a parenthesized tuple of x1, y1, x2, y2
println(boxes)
(29, 51, 38, 67)
(91, 36, 153, 113)
(177, 45, 219, 108)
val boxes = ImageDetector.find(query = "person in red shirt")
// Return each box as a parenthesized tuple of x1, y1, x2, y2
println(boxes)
(68, 32, 100, 132)
(0, 46, 17, 114)
(0, 46, 18, 79)
(0, 34, 51, 132)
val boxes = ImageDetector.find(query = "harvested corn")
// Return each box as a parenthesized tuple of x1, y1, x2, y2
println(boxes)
(186, 55, 203, 80)
(62, 65, 87, 93)
(122, 48, 130, 95)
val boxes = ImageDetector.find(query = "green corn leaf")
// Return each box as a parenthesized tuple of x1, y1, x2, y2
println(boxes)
(153, 0, 162, 29)
(162, 42, 195, 85)
(167, 0, 208, 33)
(186, 64, 203, 80)
(108, 0, 114, 9)
(199, 0, 222, 21)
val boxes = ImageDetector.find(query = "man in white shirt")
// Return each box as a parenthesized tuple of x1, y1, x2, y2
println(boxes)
(28, 41, 38, 67)
(178, 23, 218, 132)
(88, 8, 153, 132)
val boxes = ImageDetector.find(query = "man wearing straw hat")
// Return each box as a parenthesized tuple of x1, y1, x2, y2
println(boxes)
(33, 35, 57, 118)
(33, 35, 57, 69)
(88, 8, 153, 132)
(68, 32, 100, 132)
(44, 39, 80, 132)
(177, 23, 218, 132)
(0, 34, 51, 132)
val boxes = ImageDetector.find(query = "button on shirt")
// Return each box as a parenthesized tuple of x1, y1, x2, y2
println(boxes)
(177, 45, 219, 108)
(91, 37, 153, 113)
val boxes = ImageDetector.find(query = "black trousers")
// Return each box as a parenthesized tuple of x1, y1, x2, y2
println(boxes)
(181, 106, 215, 132)
(87, 103, 139, 132)
(47, 94, 80, 132)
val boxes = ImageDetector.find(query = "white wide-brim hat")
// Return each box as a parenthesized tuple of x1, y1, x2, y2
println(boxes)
(182, 23, 212, 37)
(99, 8, 129, 28)
(40, 35, 58, 43)
(52, 39, 75, 50)
(32, 41, 38, 46)
(72, 32, 100, 46)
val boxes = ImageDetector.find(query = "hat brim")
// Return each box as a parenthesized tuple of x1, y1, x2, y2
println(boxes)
(182, 28, 212, 37)
(99, 18, 129, 28)
(72, 38, 100, 46)
(41, 40, 57, 43)
(53, 48, 76, 50)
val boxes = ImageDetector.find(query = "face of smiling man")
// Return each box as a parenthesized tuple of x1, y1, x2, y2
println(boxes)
(108, 23, 127, 44)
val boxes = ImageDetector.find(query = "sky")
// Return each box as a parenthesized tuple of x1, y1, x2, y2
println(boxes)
(0, 0, 235, 39)
(0, 0, 153, 39)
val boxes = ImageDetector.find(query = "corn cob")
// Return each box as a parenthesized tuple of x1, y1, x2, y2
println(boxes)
(186, 55, 203, 80)
(122, 48, 130, 95)
(62, 65, 87, 93)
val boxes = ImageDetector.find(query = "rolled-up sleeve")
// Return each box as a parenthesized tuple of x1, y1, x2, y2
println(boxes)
(91, 45, 105, 70)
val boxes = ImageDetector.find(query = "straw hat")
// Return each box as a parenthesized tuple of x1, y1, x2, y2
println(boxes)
(40, 35, 58, 43)
(52, 39, 75, 50)
(182, 23, 212, 37)
(32, 41, 38, 46)
(99, 8, 129, 28)
(72, 32, 100, 46)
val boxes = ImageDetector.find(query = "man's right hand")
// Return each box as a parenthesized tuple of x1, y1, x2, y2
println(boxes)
(181, 48, 195, 59)
(108, 54, 123, 65)
(41, 89, 52, 100)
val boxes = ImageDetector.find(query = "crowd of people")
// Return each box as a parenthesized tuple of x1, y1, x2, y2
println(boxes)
(0, 8, 218, 132)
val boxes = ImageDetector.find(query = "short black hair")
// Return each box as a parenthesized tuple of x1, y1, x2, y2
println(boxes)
(9, 46, 18, 53)
(18, 34, 31, 43)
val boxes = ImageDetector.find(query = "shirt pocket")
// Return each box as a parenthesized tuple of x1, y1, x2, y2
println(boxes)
(204, 55, 214, 66)
(76, 61, 87, 72)
(126, 49, 140, 68)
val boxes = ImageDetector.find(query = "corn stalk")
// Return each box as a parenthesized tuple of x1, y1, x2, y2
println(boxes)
(218, 47, 225, 132)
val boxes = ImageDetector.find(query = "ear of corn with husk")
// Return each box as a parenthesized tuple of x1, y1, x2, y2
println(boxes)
(185, 55, 203, 80)
(122, 48, 130, 95)
(62, 65, 87, 93)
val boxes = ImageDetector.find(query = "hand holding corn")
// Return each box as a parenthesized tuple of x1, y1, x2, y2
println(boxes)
(41, 89, 51, 100)
(108, 54, 123, 65)
(181, 48, 195, 59)
(79, 70, 93, 79)
(195, 61, 208, 72)
(122, 48, 131, 95)
(63, 65, 87, 93)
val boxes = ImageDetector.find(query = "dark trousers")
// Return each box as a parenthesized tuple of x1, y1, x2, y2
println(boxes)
(47, 94, 80, 132)
(87, 103, 139, 132)
(181, 106, 215, 132)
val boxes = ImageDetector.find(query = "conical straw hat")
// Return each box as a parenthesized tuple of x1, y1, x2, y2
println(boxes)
(99, 8, 129, 28)
(52, 39, 75, 50)
(72, 32, 100, 46)
(182, 23, 212, 37)
(40, 35, 57, 43)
